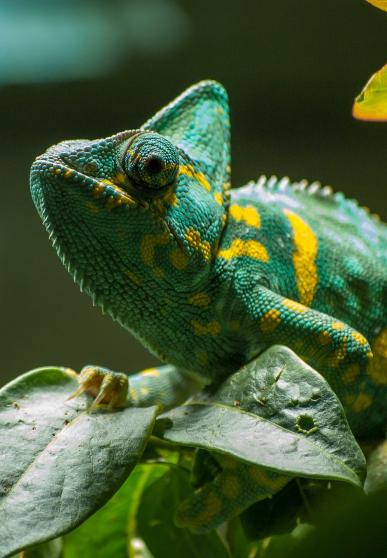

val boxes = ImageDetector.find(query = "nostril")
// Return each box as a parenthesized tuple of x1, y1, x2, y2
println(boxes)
(83, 161, 99, 174)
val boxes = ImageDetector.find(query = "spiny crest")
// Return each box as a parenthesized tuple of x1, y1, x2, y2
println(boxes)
(247, 174, 381, 223)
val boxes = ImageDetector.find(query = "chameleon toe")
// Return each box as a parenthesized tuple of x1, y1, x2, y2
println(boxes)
(68, 365, 129, 410)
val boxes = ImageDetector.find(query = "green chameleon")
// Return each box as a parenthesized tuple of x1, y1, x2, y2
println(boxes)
(30, 80, 387, 532)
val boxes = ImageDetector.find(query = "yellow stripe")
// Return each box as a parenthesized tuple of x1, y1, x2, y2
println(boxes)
(229, 204, 261, 227)
(178, 165, 211, 192)
(140, 232, 170, 266)
(191, 320, 221, 336)
(284, 209, 318, 306)
(185, 228, 212, 261)
(218, 239, 269, 262)
(188, 292, 211, 307)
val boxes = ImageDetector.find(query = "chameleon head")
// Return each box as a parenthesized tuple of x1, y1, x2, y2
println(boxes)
(30, 81, 231, 340)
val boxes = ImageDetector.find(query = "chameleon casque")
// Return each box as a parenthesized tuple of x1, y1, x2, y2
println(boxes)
(30, 81, 387, 532)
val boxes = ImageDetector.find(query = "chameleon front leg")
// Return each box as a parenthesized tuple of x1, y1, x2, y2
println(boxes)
(171, 285, 375, 533)
(68, 364, 203, 412)
(245, 286, 372, 387)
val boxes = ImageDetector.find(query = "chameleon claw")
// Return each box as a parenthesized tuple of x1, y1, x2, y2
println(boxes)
(66, 384, 87, 401)
(67, 365, 129, 411)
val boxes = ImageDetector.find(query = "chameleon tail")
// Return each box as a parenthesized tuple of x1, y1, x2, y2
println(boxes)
(176, 453, 289, 533)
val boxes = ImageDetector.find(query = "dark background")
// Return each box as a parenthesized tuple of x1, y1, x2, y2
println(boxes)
(1, 0, 386, 384)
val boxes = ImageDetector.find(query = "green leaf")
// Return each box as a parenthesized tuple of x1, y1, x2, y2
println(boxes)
(63, 464, 168, 558)
(240, 478, 360, 541)
(0, 367, 157, 558)
(19, 539, 63, 558)
(226, 517, 261, 558)
(262, 524, 314, 558)
(157, 346, 365, 486)
(364, 439, 387, 493)
(353, 64, 387, 122)
(366, 0, 387, 11)
(136, 466, 230, 558)
(286, 489, 387, 558)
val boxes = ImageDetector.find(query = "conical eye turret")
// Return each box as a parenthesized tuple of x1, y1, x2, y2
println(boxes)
(124, 132, 179, 189)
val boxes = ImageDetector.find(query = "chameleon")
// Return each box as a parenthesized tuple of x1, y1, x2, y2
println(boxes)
(30, 80, 387, 533)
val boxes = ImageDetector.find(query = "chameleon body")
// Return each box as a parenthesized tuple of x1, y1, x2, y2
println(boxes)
(30, 81, 387, 531)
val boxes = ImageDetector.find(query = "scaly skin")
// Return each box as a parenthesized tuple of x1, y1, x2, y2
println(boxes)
(30, 81, 387, 532)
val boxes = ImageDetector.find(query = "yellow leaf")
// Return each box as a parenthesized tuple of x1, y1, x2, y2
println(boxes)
(353, 64, 387, 122)
(367, 0, 387, 11)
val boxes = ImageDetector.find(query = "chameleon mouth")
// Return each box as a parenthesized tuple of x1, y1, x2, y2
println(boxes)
(32, 159, 149, 210)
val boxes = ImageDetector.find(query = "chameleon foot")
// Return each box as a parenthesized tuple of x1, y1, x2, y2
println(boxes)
(68, 365, 129, 411)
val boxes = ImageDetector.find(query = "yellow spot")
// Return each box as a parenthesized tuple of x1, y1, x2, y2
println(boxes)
(64, 169, 73, 178)
(230, 204, 261, 228)
(367, 328, 387, 384)
(284, 209, 318, 307)
(92, 184, 104, 198)
(249, 467, 288, 493)
(140, 387, 149, 396)
(106, 196, 122, 209)
(181, 491, 222, 528)
(352, 331, 368, 346)
(329, 336, 348, 367)
(165, 192, 178, 207)
(332, 322, 345, 330)
(125, 270, 141, 286)
(260, 309, 281, 333)
(54, 168, 61, 175)
(85, 201, 100, 213)
(129, 387, 139, 402)
(292, 338, 305, 353)
(318, 330, 332, 345)
(196, 350, 209, 365)
(142, 368, 160, 377)
(192, 320, 221, 336)
(188, 292, 211, 307)
(114, 171, 127, 185)
(170, 248, 188, 270)
(222, 475, 240, 499)
(282, 298, 308, 313)
(151, 199, 162, 213)
(214, 192, 223, 205)
(178, 165, 211, 192)
(185, 228, 212, 261)
(342, 364, 361, 384)
(345, 393, 372, 413)
(223, 180, 231, 191)
(91, 180, 136, 207)
(218, 239, 269, 262)
(140, 232, 170, 266)
(153, 267, 165, 279)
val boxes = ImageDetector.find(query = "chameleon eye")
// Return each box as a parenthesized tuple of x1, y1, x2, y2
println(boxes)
(124, 132, 179, 189)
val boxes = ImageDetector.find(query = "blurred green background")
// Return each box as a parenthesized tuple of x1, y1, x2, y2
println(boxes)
(0, 0, 386, 384)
